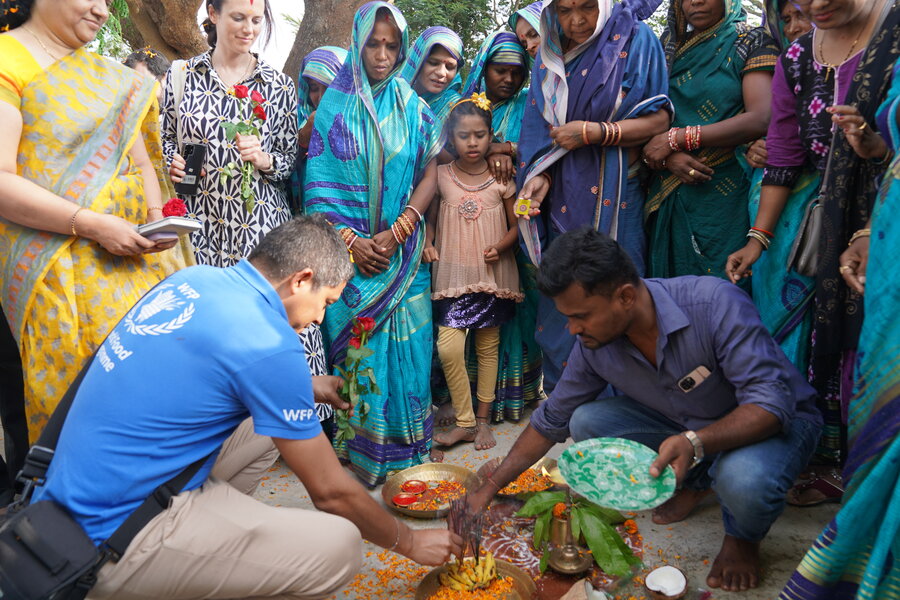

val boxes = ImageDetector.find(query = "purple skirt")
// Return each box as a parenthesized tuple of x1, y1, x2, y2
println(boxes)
(433, 292, 515, 329)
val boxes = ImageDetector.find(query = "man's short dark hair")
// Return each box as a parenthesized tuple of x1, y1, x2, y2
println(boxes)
(249, 215, 354, 289)
(124, 48, 172, 79)
(536, 227, 640, 297)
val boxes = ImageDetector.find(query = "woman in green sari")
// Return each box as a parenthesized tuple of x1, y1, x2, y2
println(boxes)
(642, 0, 779, 282)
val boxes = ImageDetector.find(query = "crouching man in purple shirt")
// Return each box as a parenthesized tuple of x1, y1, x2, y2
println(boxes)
(469, 228, 821, 593)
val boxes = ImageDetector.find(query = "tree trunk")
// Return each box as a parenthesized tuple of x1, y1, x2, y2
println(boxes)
(123, 0, 208, 60)
(282, 0, 367, 80)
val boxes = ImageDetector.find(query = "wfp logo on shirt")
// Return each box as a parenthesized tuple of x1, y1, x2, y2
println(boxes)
(282, 408, 316, 422)
(123, 282, 199, 336)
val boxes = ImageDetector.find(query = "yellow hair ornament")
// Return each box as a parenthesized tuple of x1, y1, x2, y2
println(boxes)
(451, 92, 493, 113)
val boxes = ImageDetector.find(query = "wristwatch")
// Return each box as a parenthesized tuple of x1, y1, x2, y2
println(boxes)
(681, 430, 704, 469)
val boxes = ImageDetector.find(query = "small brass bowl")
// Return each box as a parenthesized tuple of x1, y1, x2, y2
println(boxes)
(415, 558, 536, 600)
(382, 463, 481, 519)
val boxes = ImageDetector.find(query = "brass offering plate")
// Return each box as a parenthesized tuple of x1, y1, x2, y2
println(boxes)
(497, 457, 561, 497)
(382, 463, 481, 519)
(416, 558, 536, 600)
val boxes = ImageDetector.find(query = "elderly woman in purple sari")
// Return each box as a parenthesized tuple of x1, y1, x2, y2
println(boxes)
(515, 0, 671, 391)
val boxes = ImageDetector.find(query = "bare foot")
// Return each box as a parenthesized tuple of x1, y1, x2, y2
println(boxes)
(434, 403, 455, 427)
(651, 488, 713, 524)
(434, 426, 476, 447)
(706, 535, 761, 591)
(430, 448, 444, 462)
(474, 422, 496, 450)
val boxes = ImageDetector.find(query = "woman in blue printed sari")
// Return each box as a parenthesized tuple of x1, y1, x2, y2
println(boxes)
(509, 1, 543, 64)
(780, 54, 900, 600)
(304, 1, 442, 486)
(516, 0, 671, 391)
(400, 26, 463, 126)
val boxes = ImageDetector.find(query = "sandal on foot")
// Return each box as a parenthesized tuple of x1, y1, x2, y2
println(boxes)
(786, 475, 843, 507)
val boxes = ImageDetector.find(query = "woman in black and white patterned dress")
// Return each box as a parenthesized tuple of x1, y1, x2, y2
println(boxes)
(163, 0, 333, 429)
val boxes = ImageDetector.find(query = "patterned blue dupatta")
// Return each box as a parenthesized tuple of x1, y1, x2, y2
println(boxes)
(516, 0, 669, 265)
(400, 26, 464, 124)
(303, 1, 442, 485)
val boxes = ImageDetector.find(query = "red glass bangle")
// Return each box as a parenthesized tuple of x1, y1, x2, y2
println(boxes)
(751, 226, 775, 238)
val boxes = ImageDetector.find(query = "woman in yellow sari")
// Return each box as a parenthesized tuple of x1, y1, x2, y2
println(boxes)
(0, 0, 187, 441)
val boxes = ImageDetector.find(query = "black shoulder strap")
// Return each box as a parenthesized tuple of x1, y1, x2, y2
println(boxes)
(16, 357, 94, 487)
(103, 452, 210, 559)
(15, 343, 214, 562)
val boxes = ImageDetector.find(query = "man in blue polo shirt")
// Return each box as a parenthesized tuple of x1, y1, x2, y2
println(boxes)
(33, 216, 460, 599)
(470, 228, 821, 594)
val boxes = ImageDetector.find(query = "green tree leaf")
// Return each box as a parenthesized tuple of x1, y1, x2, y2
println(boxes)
(533, 510, 552, 550)
(538, 541, 550, 574)
(570, 505, 583, 544)
(514, 491, 567, 518)
(575, 499, 625, 524)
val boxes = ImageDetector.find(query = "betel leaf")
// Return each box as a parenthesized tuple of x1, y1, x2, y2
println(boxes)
(532, 509, 552, 550)
(515, 491, 567, 518)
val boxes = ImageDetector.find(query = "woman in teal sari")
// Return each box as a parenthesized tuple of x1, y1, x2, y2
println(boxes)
(304, 1, 442, 486)
(726, 0, 815, 373)
(508, 1, 543, 64)
(400, 26, 463, 125)
(463, 31, 529, 150)
(642, 0, 779, 282)
(780, 54, 900, 600)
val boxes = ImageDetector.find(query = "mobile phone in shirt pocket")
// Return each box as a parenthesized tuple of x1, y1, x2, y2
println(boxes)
(677, 365, 712, 392)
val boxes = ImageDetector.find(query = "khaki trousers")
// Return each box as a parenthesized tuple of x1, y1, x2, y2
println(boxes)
(436, 325, 500, 428)
(88, 419, 363, 600)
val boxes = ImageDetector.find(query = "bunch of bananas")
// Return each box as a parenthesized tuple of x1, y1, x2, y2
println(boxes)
(438, 552, 498, 591)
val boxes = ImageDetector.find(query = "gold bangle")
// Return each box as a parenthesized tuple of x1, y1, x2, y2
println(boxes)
(848, 228, 871, 246)
(582, 120, 591, 146)
(70, 207, 85, 236)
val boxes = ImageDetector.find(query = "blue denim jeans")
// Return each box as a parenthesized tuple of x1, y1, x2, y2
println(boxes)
(569, 396, 821, 542)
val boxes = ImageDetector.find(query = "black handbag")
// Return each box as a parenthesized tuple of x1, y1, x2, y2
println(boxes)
(786, 127, 837, 278)
(0, 358, 209, 600)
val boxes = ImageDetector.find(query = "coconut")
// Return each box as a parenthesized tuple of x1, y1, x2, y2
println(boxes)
(644, 566, 687, 600)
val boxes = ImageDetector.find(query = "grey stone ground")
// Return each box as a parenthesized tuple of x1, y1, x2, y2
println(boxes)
(253, 410, 839, 600)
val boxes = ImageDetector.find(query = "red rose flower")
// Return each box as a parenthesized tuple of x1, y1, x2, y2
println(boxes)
(233, 84, 250, 99)
(252, 104, 267, 121)
(162, 198, 188, 217)
(357, 317, 376, 332)
(349, 337, 361, 349)
(352, 322, 362, 336)
(250, 90, 265, 104)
